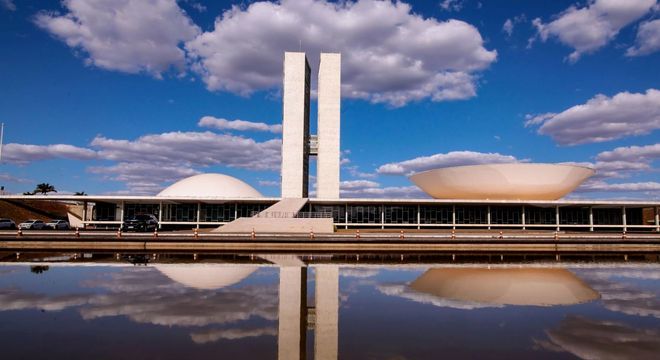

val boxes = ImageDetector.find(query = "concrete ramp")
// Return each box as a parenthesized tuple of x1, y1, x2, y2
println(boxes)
(215, 198, 334, 234)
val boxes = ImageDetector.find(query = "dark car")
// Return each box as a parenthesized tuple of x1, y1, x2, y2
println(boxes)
(122, 214, 158, 232)
(0, 218, 17, 230)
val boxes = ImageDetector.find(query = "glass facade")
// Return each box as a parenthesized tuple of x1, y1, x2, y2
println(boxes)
(593, 208, 622, 225)
(236, 203, 270, 218)
(490, 206, 521, 225)
(347, 205, 381, 224)
(312, 205, 346, 223)
(123, 204, 159, 220)
(94, 202, 116, 221)
(162, 204, 197, 222)
(384, 205, 417, 224)
(419, 205, 452, 224)
(455, 206, 487, 224)
(559, 206, 590, 225)
(201, 204, 236, 222)
(525, 207, 556, 225)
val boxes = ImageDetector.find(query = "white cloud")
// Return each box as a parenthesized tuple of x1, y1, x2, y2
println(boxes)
(378, 283, 499, 310)
(376, 150, 520, 175)
(439, 0, 463, 12)
(0, 173, 32, 184)
(596, 143, 660, 163)
(2, 143, 97, 164)
(190, 327, 277, 344)
(185, 0, 496, 106)
(526, 89, 660, 145)
(532, 0, 656, 62)
(88, 162, 201, 195)
(91, 131, 281, 171)
(627, 19, 660, 56)
(198, 116, 282, 133)
(1, 0, 16, 11)
(258, 180, 279, 187)
(579, 180, 660, 192)
(544, 315, 660, 359)
(340, 180, 426, 198)
(502, 14, 526, 37)
(34, 0, 199, 78)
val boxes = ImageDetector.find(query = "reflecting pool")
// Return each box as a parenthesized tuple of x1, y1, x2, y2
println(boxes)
(0, 253, 659, 359)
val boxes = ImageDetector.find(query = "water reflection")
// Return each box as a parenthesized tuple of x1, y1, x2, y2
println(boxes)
(400, 268, 599, 307)
(0, 253, 659, 359)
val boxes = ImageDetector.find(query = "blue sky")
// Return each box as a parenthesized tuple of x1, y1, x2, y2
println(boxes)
(0, 0, 658, 198)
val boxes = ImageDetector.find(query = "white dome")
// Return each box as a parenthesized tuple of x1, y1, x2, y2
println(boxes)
(154, 264, 258, 290)
(157, 173, 262, 198)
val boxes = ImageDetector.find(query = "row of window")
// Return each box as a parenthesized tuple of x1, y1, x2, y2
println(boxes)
(93, 203, 653, 226)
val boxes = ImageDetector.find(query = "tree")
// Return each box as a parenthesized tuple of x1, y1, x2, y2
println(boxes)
(30, 266, 50, 274)
(34, 183, 57, 195)
(74, 191, 87, 196)
(22, 191, 34, 195)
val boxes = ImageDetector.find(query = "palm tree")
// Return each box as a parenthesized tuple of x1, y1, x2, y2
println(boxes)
(34, 183, 57, 195)
(22, 191, 34, 195)
(74, 191, 87, 196)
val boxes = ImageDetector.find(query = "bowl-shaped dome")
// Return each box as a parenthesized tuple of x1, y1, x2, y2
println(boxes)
(157, 173, 262, 198)
(410, 268, 599, 306)
(409, 163, 594, 200)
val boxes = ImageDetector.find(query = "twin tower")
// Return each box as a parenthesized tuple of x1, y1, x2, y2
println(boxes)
(281, 52, 341, 199)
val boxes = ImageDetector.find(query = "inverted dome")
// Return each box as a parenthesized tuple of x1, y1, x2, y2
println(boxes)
(157, 173, 262, 198)
(154, 264, 257, 290)
(409, 163, 594, 200)
(410, 268, 599, 306)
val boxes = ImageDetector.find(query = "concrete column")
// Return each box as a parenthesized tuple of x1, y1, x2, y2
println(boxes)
(118, 201, 124, 222)
(381, 205, 384, 230)
(82, 201, 88, 229)
(655, 207, 659, 232)
(622, 206, 627, 232)
(417, 204, 421, 230)
(555, 205, 560, 232)
(317, 53, 341, 199)
(234, 203, 238, 220)
(344, 203, 348, 229)
(521, 205, 526, 230)
(315, 266, 339, 360)
(452, 205, 456, 230)
(278, 266, 307, 360)
(158, 201, 163, 229)
(589, 206, 594, 232)
(281, 52, 311, 198)
(487, 205, 491, 230)
(196, 202, 201, 229)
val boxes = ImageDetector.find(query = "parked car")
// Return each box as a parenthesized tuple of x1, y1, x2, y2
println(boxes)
(18, 219, 47, 230)
(0, 218, 17, 230)
(46, 220, 70, 230)
(122, 214, 158, 232)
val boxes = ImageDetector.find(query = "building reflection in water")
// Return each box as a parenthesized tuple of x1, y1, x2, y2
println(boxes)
(409, 268, 600, 306)
(271, 254, 338, 360)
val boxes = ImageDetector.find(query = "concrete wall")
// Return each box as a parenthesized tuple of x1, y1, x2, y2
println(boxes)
(317, 53, 341, 199)
(281, 52, 311, 198)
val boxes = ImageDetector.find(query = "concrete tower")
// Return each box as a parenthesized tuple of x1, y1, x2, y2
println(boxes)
(281, 52, 311, 198)
(316, 53, 341, 199)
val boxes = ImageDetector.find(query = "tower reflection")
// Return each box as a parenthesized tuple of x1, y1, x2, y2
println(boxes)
(278, 263, 339, 360)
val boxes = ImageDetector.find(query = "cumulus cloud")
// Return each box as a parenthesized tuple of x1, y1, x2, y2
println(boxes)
(34, 0, 199, 78)
(190, 327, 277, 344)
(340, 180, 425, 198)
(502, 14, 526, 37)
(91, 131, 281, 171)
(439, 0, 463, 12)
(531, 0, 656, 62)
(580, 180, 660, 192)
(526, 89, 660, 145)
(1, 0, 16, 11)
(185, 0, 496, 106)
(198, 116, 282, 133)
(627, 19, 660, 56)
(544, 315, 660, 359)
(88, 162, 201, 195)
(2, 143, 98, 164)
(376, 150, 520, 175)
(0, 173, 32, 184)
(596, 143, 660, 163)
